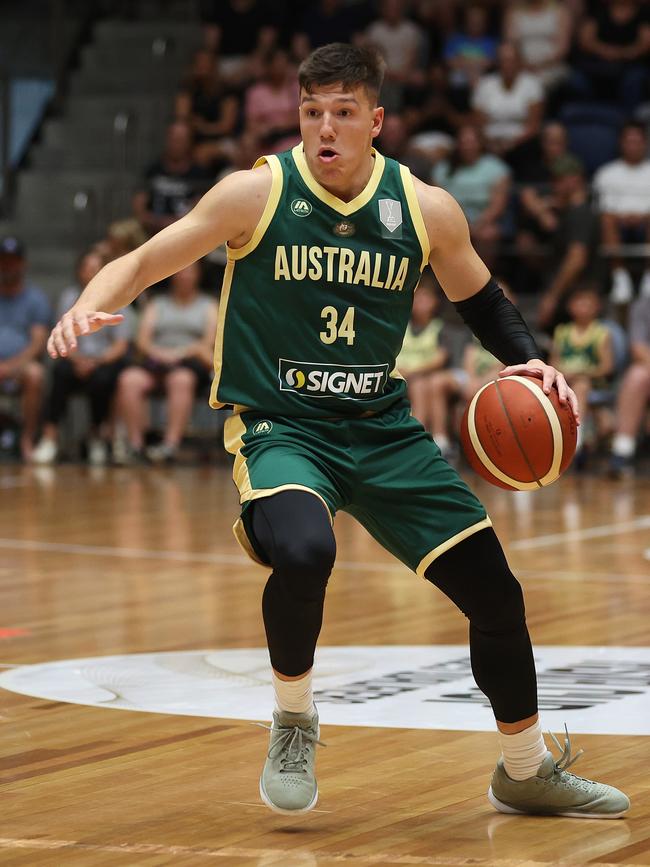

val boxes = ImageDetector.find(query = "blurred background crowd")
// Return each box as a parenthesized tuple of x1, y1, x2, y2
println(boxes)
(1, 0, 650, 475)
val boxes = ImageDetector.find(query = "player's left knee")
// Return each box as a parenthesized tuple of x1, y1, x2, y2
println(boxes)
(472, 572, 526, 636)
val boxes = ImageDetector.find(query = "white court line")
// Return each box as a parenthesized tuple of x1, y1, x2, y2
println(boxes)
(2, 515, 650, 573)
(509, 515, 650, 550)
(0, 538, 406, 574)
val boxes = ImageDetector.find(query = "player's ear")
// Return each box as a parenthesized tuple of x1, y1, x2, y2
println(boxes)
(371, 106, 384, 140)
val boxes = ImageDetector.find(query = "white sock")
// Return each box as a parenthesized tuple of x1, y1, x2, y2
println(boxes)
(272, 670, 314, 715)
(612, 433, 635, 458)
(498, 719, 548, 781)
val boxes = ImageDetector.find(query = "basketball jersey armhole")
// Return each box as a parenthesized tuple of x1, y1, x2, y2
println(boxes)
(399, 164, 431, 272)
(227, 155, 284, 261)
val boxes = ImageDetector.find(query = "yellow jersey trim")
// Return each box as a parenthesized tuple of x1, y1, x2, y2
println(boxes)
(399, 164, 430, 272)
(227, 154, 283, 261)
(416, 517, 493, 577)
(209, 260, 235, 408)
(291, 143, 385, 217)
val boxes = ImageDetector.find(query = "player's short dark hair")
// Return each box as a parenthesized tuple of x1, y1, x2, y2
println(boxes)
(298, 43, 386, 104)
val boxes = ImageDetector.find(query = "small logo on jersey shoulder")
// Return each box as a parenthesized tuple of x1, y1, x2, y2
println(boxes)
(378, 198, 403, 239)
(252, 420, 273, 435)
(333, 220, 356, 237)
(291, 198, 312, 217)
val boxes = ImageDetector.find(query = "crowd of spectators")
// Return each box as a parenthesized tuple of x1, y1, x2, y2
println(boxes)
(2, 0, 650, 474)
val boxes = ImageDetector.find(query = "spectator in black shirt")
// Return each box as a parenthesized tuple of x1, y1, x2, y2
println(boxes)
(133, 122, 211, 236)
(202, 0, 278, 84)
(294, 0, 370, 60)
(535, 155, 600, 331)
(574, 0, 650, 110)
(175, 50, 240, 170)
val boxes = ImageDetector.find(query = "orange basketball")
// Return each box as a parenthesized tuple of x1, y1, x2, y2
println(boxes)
(460, 374, 577, 491)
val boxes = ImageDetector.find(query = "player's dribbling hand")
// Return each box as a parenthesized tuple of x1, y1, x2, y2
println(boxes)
(48, 311, 124, 359)
(497, 359, 580, 425)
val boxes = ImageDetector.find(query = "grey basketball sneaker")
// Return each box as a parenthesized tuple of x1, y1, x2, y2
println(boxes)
(259, 708, 324, 815)
(488, 727, 630, 819)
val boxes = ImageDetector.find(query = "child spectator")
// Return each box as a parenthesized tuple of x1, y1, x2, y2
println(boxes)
(0, 237, 50, 461)
(32, 251, 131, 466)
(115, 262, 218, 464)
(550, 284, 613, 465)
(396, 277, 450, 435)
(593, 122, 650, 304)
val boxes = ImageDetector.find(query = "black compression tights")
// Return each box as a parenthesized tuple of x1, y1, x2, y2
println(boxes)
(249, 491, 537, 722)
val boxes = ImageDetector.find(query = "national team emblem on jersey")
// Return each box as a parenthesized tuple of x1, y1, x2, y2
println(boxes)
(333, 220, 355, 237)
(252, 420, 273, 435)
(378, 198, 403, 239)
(291, 198, 312, 217)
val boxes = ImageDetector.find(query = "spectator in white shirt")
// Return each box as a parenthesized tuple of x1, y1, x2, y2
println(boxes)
(365, 0, 426, 111)
(594, 122, 650, 303)
(473, 42, 544, 178)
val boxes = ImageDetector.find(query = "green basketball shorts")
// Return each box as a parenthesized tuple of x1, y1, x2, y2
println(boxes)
(224, 399, 491, 576)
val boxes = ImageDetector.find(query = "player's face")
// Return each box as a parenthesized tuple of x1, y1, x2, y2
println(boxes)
(299, 83, 383, 192)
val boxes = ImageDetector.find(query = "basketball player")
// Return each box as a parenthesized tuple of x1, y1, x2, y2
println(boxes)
(48, 44, 629, 819)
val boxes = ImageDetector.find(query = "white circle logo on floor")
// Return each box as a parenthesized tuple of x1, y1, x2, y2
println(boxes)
(2, 646, 650, 735)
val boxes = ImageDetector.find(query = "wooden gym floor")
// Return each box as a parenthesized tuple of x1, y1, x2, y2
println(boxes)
(1, 463, 649, 866)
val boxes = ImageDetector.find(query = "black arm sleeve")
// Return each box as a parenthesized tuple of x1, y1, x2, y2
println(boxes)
(453, 278, 541, 366)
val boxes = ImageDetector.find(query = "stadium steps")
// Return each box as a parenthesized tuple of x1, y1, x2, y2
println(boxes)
(11, 18, 201, 300)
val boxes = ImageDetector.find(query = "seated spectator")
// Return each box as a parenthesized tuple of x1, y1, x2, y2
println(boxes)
(396, 276, 449, 434)
(444, 4, 498, 112)
(104, 219, 148, 262)
(133, 122, 211, 236)
(175, 50, 240, 170)
(549, 284, 613, 466)
(593, 121, 650, 304)
(365, 0, 427, 112)
(433, 125, 510, 267)
(116, 262, 218, 464)
(473, 42, 544, 176)
(32, 251, 130, 466)
(244, 48, 300, 152)
(202, 0, 278, 84)
(532, 156, 600, 331)
(517, 119, 571, 186)
(504, 0, 572, 91)
(0, 237, 50, 461)
(516, 122, 577, 253)
(575, 0, 650, 112)
(609, 293, 650, 475)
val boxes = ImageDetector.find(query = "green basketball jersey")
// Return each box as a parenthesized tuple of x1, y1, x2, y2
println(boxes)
(209, 143, 430, 418)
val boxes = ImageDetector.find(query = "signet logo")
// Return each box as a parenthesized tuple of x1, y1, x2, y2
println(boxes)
(291, 198, 312, 217)
(379, 198, 403, 239)
(252, 420, 273, 435)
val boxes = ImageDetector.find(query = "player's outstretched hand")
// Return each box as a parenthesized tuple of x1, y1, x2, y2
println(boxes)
(498, 359, 580, 425)
(48, 311, 124, 359)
